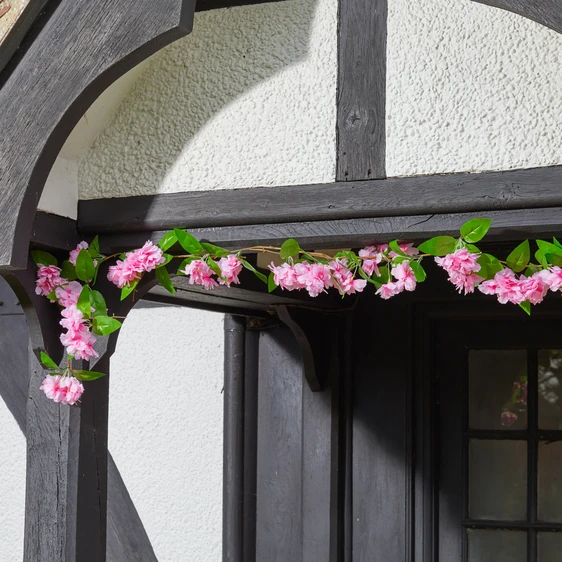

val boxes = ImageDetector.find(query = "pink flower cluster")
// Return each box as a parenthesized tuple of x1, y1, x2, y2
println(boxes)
(59, 305, 98, 361)
(435, 248, 484, 295)
(108, 241, 166, 289)
(269, 259, 367, 298)
(479, 269, 549, 305)
(40, 375, 84, 405)
(35, 265, 66, 298)
(181, 255, 243, 290)
(376, 262, 417, 300)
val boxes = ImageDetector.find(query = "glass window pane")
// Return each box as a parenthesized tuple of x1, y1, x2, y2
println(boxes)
(539, 533, 562, 562)
(467, 529, 526, 562)
(538, 350, 562, 430)
(538, 441, 562, 523)
(469, 350, 528, 430)
(469, 440, 527, 520)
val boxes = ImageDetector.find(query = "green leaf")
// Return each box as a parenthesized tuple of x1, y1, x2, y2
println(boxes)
(92, 315, 122, 336)
(546, 253, 562, 267)
(46, 290, 57, 301)
(465, 244, 480, 253)
(72, 369, 107, 382)
(535, 249, 549, 270)
(372, 266, 390, 285)
(156, 266, 176, 295)
(40, 351, 58, 370)
(506, 240, 530, 272)
(554, 237, 562, 250)
(206, 258, 222, 277)
(75, 249, 95, 282)
(268, 272, 278, 293)
(410, 261, 427, 282)
(157, 253, 173, 268)
(537, 239, 562, 257)
(418, 236, 457, 257)
(89, 290, 107, 317)
(201, 242, 230, 258)
(240, 259, 267, 284)
(31, 250, 57, 267)
(389, 240, 408, 257)
(158, 231, 178, 252)
(88, 236, 101, 259)
(120, 279, 139, 301)
(60, 260, 77, 281)
(460, 218, 492, 243)
(174, 229, 204, 255)
(357, 267, 380, 286)
(280, 238, 301, 261)
(477, 253, 503, 280)
(519, 300, 531, 316)
(76, 285, 91, 319)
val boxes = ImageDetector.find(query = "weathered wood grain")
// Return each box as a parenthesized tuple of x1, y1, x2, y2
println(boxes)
(473, 0, 562, 34)
(0, 0, 196, 271)
(337, 0, 387, 180)
(79, 167, 562, 234)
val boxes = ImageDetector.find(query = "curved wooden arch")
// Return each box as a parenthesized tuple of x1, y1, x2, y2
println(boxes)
(472, 0, 562, 34)
(0, 0, 196, 271)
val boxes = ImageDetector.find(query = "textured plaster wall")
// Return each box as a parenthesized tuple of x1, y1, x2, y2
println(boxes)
(79, 0, 337, 199)
(386, 0, 562, 177)
(0, 305, 224, 562)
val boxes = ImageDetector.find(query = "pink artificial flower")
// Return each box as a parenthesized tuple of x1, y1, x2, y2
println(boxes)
(501, 410, 518, 427)
(40, 375, 84, 405)
(55, 281, 83, 308)
(449, 272, 485, 295)
(218, 255, 243, 286)
(435, 248, 481, 277)
(59, 305, 85, 333)
(359, 246, 381, 277)
(36, 265, 66, 297)
(376, 281, 404, 300)
(330, 259, 366, 295)
(294, 261, 333, 297)
(479, 269, 525, 305)
(398, 243, 419, 257)
(538, 266, 562, 292)
(514, 381, 528, 406)
(131, 241, 166, 272)
(391, 262, 417, 292)
(60, 325, 98, 361)
(269, 263, 303, 291)
(69, 241, 89, 266)
(520, 273, 549, 305)
(181, 260, 218, 290)
(107, 259, 142, 289)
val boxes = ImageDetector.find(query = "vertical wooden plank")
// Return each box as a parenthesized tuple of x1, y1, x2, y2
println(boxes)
(255, 326, 303, 562)
(224, 315, 245, 562)
(351, 296, 410, 562)
(337, 0, 388, 181)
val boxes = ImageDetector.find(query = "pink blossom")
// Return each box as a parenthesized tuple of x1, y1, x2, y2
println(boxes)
(330, 259, 366, 295)
(60, 305, 85, 333)
(391, 262, 417, 292)
(520, 273, 549, 305)
(479, 269, 525, 305)
(55, 281, 83, 308)
(501, 410, 518, 427)
(359, 246, 382, 277)
(181, 260, 218, 290)
(435, 248, 481, 277)
(295, 262, 333, 297)
(131, 241, 166, 272)
(69, 241, 89, 266)
(107, 259, 142, 289)
(514, 381, 528, 406)
(60, 325, 98, 361)
(538, 267, 562, 292)
(376, 281, 404, 300)
(40, 375, 84, 405)
(218, 255, 243, 286)
(269, 263, 304, 291)
(449, 272, 485, 295)
(36, 265, 66, 297)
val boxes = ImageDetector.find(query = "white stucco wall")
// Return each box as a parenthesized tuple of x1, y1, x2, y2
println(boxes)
(386, 0, 562, 177)
(79, 0, 337, 199)
(0, 305, 224, 562)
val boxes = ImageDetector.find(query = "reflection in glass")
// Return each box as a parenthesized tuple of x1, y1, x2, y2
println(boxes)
(538, 532, 562, 562)
(538, 441, 562, 523)
(469, 350, 527, 430)
(469, 440, 527, 520)
(467, 529, 526, 562)
(538, 350, 562, 430)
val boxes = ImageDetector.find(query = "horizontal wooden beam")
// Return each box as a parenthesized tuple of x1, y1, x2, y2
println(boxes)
(196, 0, 291, 11)
(79, 166, 562, 235)
(97, 205, 562, 252)
(31, 212, 81, 252)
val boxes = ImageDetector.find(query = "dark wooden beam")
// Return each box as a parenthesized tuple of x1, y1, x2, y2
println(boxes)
(32, 212, 81, 252)
(336, 0, 387, 180)
(78, 166, 562, 235)
(0, 0, 196, 271)
(473, 0, 562, 34)
(196, 0, 290, 10)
